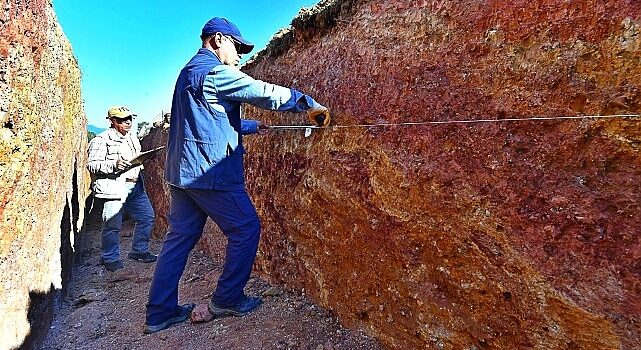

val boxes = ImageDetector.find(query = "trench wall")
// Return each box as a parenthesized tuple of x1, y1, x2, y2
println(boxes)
(0, 0, 87, 348)
(143, 0, 641, 349)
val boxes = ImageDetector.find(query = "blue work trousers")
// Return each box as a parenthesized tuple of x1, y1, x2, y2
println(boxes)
(101, 181, 154, 263)
(146, 185, 261, 324)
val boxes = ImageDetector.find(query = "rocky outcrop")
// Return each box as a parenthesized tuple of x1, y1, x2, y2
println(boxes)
(0, 0, 87, 348)
(142, 1, 641, 349)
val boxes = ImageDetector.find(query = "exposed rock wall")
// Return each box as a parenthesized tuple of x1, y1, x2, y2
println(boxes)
(143, 0, 641, 349)
(0, 0, 87, 348)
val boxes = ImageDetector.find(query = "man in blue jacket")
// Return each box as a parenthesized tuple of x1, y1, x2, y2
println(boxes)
(144, 17, 330, 334)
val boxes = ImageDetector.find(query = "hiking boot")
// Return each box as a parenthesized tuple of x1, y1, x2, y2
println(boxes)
(101, 259, 124, 272)
(128, 251, 157, 263)
(144, 303, 196, 334)
(208, 296, 263, 317)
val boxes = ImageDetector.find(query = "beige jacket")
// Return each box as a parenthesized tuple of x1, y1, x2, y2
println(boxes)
(87, 128, 143, 199)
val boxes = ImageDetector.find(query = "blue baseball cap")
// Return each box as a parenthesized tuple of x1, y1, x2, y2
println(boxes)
(201, 17, 254, 54)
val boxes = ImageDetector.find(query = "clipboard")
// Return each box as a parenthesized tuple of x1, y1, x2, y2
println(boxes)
(130, 146, 165, 165)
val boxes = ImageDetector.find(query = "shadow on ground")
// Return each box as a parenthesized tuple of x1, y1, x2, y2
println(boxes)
(41, 200, 382, 350)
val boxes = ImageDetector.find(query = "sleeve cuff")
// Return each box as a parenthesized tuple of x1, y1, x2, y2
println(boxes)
(241, 119, 260, 135)
(296, 94, 321, 111)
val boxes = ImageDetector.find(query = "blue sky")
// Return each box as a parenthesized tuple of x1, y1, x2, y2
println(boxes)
(53, 0, 319, 128)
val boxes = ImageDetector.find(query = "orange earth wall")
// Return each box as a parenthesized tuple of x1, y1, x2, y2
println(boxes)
(144, 0, 641, 349)
(0, 0, 87, 348)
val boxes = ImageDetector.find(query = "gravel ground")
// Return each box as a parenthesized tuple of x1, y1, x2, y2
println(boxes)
(41, 209, 383, 350)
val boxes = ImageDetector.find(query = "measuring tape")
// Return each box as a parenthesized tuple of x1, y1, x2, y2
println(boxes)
(266, 114, 640, 130)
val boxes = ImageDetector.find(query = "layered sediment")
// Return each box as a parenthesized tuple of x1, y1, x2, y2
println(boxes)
(143, 1, 641, 348)
(0, 0, 87, 348)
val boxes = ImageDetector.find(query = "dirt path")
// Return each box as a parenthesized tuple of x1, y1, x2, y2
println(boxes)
(42, 207, 383, 350)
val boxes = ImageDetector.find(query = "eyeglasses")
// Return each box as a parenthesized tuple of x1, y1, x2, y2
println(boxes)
(225, 35, 242, 53)
(113, 116, 133, 123)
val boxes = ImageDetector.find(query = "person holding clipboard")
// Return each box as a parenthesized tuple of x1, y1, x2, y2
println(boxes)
(87, 105, 158, 271)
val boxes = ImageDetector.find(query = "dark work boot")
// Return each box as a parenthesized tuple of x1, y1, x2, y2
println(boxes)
(208, 296, 263, 317)
(128, 251, 158, 263)
(101, 258, 124, 272)
(143, 303, 196, 334)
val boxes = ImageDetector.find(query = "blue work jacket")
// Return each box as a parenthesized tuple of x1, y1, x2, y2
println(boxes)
(166, 48, 319, 189)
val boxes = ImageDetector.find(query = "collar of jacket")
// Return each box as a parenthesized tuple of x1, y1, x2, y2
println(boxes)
(197, 47, 222, 64)
(106, 127, 133, 141)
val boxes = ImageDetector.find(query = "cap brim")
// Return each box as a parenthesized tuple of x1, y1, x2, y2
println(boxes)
(231, 35, 254, 54)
